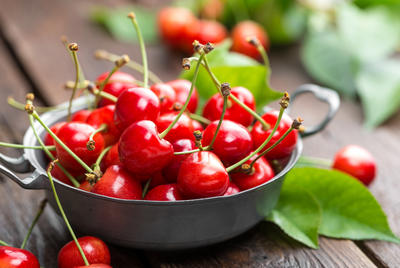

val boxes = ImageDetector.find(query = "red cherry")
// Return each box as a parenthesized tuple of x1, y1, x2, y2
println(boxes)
(231, 153, 275, 191)
(165, 79, 198, 113)
(55, 122, 105, 173)
(96, 71, 137, 107)
(102, 143, 122, 171)
(119, 120, 173, 176)
(203, 87, 256, 127)
(147, 171, 169, 191)
(44, 122, 66, 158)
(223, 181, 240, 196)
(86, 105, 122, 147)
(91, 165, 142, 199)
(149, 83, 176, 114)
(196, 20, 228, 46)
(157, 7, 199, 53)
(202, 120, 253, 166)
(192, 120, 204, 131)
(332, 145, 376, 186)
(74, 264, 113, 268)
(57, 236, 111, 268)
(177, 151, 229, 199)
(71, 110, 92, 122)
(155, 112, 195, 143)
(162, 139, 196, 183)
(0, 246, 40, 268)
(231, 20, 269, 60)
(114, 87, 160, 132)
(78, 180, 93, 192)
(48, 162, 81, 186)
(144, 183, 186, 201)
(251, 110, 298, 160)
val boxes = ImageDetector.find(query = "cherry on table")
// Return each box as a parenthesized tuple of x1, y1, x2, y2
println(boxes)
(165, 79, 199, 114)
(0, 246, 40, 268)
(58, 236, 111, 268)
(144, 183, 186, 201)
(203, 86, 256, 127)
(332, 145, 376, 186)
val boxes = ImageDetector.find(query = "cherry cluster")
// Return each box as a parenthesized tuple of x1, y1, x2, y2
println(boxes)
(157, 7, 269, 60)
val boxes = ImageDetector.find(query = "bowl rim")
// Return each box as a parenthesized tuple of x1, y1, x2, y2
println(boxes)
(23, 97, 303, 205)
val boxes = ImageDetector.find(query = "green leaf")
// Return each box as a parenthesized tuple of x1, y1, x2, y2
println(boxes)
(266, 185, 321, 249)
(285, 168, 400, 243)
(336, 3, 400, 64)
(179, 45, 282, 110)
(301, 23, 357, 98)
(356, 59, 400, 129)
(90, 5, 158, 44)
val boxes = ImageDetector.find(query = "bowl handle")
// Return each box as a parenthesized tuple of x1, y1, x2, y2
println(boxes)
(286, 84, 340, 138)
(0, 153, 48, 190)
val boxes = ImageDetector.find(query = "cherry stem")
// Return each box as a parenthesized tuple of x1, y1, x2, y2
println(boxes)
(0, 142, 55, 151)
(94, 66, 118, 109)
(89, 124, 108, 142)
(0, 240, 10, 246)
(95, 50, 163, 84)
(297, 156, 333, 167)
(27, 101, 80, 187)
(128, 13, 149, 88)
(30, 110, 94, 173)
(199, 56, 270, 130)
(187, 112, 211, 125)
(95, 78, 144, 88)
(92, 145, 112, 172)
(207, 96, 228, 151)
(8, 96, 62, 113)
(174, 148, 200, 155)
(20, 199, 47, 249)
(249, 127, 295, 170)
(225, 107, 285, 173)
(46, 161, 89, 266)
(90, 87, 118, 103)
(159, 52, 206, 140)
(142, 178, 152, 199)
(67, 50, 80, 122)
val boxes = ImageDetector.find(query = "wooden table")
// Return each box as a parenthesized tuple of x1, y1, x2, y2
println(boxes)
(0, 0, 399, 267)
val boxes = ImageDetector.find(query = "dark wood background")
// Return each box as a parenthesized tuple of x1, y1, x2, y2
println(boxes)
(0, 0, 399, 267)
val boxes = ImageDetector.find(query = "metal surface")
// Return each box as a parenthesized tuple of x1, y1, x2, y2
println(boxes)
(0, 84, 339, 251)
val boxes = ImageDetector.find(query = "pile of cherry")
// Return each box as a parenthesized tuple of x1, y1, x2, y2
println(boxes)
(46, 70, 297, 201)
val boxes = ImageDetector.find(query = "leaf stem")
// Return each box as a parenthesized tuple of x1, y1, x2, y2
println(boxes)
(0, 142, 55, 151)
(128, 13, 149, 88)
(226, 107, 284, 173)
(46, 162, 89, 266)
(159, 52, 206, 140)
(21, 199, 47, 249)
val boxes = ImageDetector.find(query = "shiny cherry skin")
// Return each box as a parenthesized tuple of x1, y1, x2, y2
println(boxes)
(231, 20, 270, 60)
(48, 163, 81, 186)
(55, 122, 105, 173)
(202, 120, 253, 166)
(78, 180, 92, 192)
(332, 145, 376, 186)
(119, 120, 174, 176)
(192, 120, 204, 131)
(86, 105, 122, 147)
(91, 165, 142, 199)
(223, 181, 240, 196)
(96, 71, 137, 107)
(57, 236, 111, 268)
(251, 110, 298, 160)
(203, 86, 256, 127)
(196, 20, 228, 46)
(74, 264, 113, 268)
(147, 171, 169, 191)
(150, 83, 176, 114)
(0, 246, 40, 268)
(157, 7, 199, 53)
(165, 79, 198, 113)
(114, 87, 160, 132)
(177, 151, 229, 199)
(231, 153, 275, 191)
(162, 139, 196, 183)
(155, 112, 195, 143)
(102, 143, 122, 171)
(144, 183, 186, 201)
(71, 110, 92, 122)
(44, 121, 66, 158)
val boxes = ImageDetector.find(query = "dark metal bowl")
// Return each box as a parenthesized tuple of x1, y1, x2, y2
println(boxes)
(0, 84, 339, 251)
